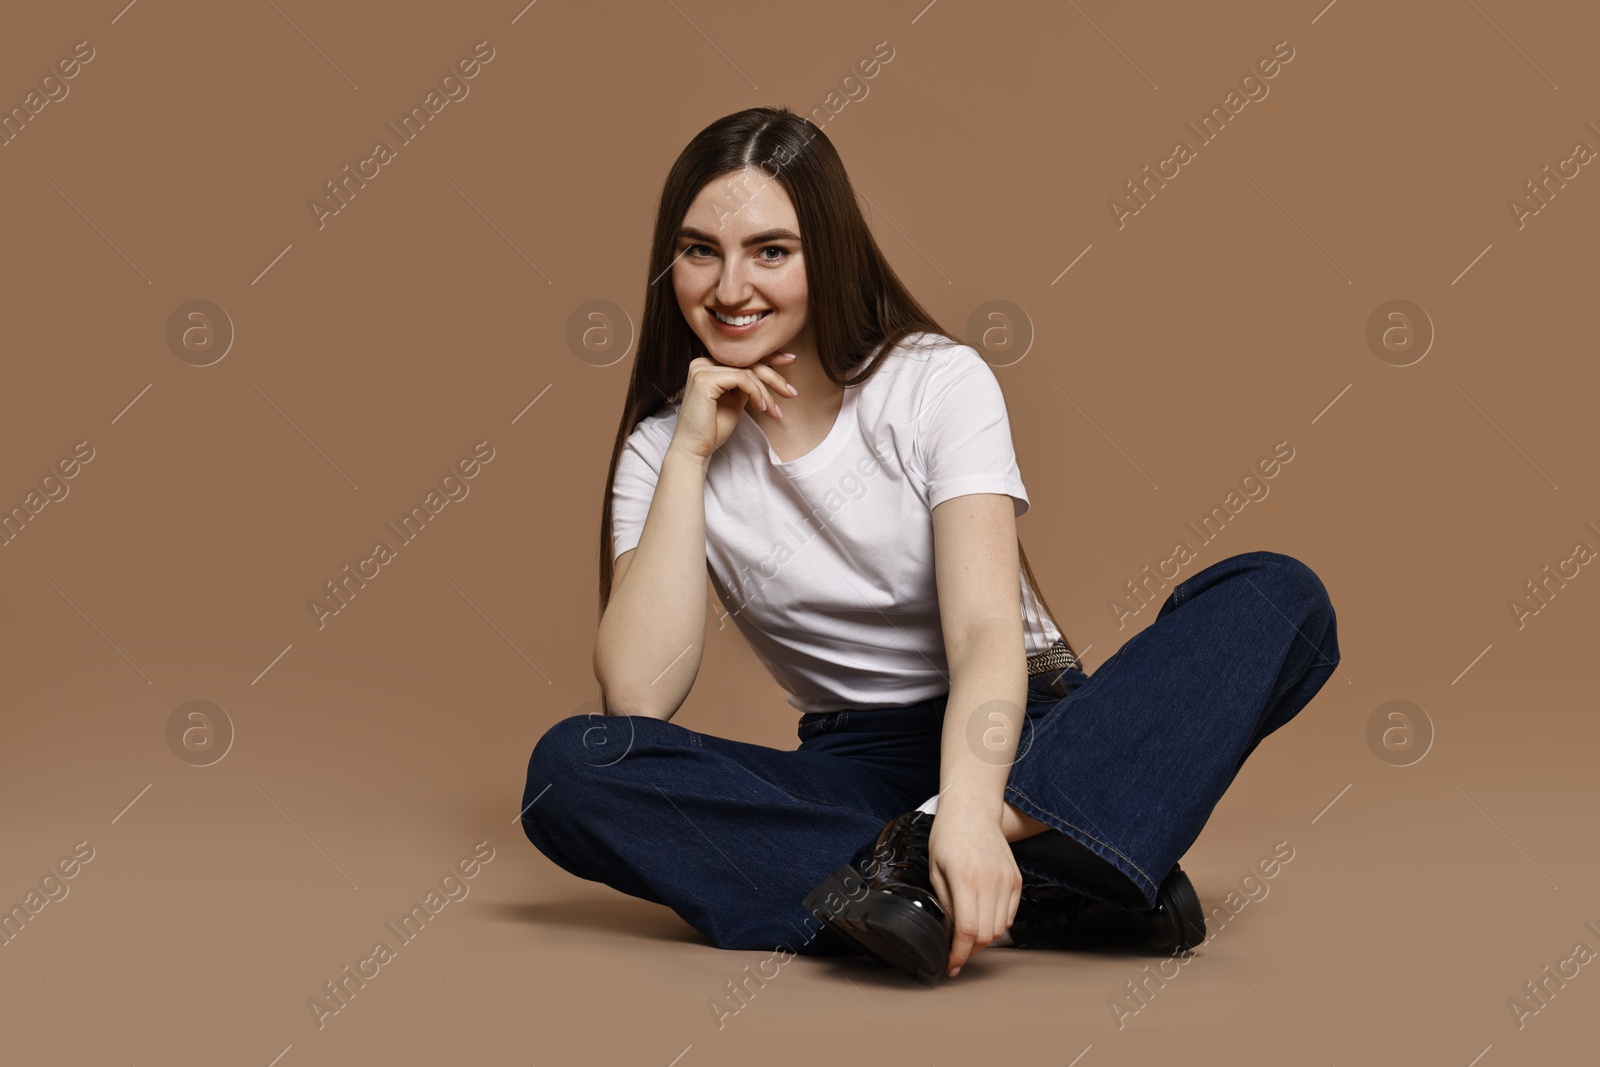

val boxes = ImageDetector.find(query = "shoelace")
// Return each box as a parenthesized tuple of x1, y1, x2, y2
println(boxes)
(900, 814, 933, 875)
(865, 813, 933, 882)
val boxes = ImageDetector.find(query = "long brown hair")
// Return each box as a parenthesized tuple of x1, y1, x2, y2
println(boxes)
(598, 105, 1078, 666)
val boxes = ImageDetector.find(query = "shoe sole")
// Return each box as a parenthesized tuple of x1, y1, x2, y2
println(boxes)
(1163, 866, 1206, 953)
(802, 863, 948, 986)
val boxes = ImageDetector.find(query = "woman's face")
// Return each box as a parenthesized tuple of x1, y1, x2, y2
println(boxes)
(672, 166, 813, 368)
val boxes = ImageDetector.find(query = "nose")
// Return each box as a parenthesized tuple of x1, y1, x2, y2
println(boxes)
(714, 257, 751, 307)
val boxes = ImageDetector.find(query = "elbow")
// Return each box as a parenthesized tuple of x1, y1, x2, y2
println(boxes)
(593, 674, 673, 721)
(593, 646, 683, 721)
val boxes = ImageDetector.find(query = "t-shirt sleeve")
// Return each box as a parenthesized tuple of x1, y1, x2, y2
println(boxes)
(610, 417, 670, 561)
(913, 345, 1030, 517)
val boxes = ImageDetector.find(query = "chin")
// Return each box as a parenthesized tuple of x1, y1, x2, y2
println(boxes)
(705, 336, 787, 364)
(706, 347, 761, 367)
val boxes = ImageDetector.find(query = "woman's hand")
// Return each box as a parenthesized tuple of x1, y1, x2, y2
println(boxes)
(927, 804, 1023, 977)
(667, 351, 798, 463)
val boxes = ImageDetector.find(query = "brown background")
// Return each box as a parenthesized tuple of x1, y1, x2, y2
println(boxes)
(2, 1, 1596, 1064)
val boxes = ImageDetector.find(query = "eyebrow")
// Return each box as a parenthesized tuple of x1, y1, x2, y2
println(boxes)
(677, 226, 802, 247)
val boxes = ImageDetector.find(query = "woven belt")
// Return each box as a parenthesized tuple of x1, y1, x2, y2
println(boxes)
(1026, 637, 1081, 677)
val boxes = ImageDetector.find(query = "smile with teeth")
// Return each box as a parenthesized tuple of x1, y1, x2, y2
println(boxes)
(712, 309, 770, 326)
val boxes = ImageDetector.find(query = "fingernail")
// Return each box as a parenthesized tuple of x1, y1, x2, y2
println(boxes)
(787, 384, 798, 394)
(773, 403, 783, 417)
(949, 967, 961, 978)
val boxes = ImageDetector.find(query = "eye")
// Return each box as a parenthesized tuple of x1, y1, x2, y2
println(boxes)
(684, 243, 714, 259)
(758, 246, 790, 262)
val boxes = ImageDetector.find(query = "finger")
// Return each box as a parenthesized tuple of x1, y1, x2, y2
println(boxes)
(720, 371, 768, 413)
(999, 870, 1021, 940)
(948, 884, 977, 974)
(751, 362, 798, 398)
(974, 887, 996, 947)
(690, 363, 754, 410)
(744, 369, 782, 417)
(732, 377, 764, 412)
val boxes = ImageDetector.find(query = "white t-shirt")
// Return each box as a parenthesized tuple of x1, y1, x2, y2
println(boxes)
(610, 331, 1062, 713)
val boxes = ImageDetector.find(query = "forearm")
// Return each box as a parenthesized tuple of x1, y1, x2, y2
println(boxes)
(594, 448, 712, 719)
(936, 618, 1028, 821)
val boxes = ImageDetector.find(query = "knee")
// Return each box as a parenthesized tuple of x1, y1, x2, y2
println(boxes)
(529, 712, 640, 780)
(522, 715, 617, 827)
(1244, 551, 1337, 650)
(522, 713, 656, 823)
(1242, 551, 1331, 610)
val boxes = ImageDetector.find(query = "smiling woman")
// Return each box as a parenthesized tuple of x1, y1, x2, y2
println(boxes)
(519, 105, 1341, 991)
(674, 223, 808, 343)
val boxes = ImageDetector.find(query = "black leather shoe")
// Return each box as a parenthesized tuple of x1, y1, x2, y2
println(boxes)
(801, 810, 951, 985)
(1008, 863, 1206, 954)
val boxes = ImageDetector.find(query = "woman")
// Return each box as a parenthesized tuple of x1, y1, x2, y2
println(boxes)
(520, 106, 1340, 985)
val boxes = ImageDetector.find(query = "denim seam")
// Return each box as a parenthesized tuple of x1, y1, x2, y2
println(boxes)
(1003, 783, 1160, 898)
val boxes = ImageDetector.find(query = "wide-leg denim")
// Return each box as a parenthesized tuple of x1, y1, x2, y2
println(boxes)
(520, 550, 1340, 956)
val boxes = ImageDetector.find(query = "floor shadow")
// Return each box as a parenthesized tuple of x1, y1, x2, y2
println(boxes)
(793, 943, 1171, 988)
(488, 898, 708, 946)
(796, 953, 949, 988)
(1009, 942, 1190, 961)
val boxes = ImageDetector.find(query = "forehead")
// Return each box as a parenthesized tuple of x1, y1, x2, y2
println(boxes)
(681, 167, 799, 235)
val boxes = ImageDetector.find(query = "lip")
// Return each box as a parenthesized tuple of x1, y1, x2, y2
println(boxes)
(708, 308, 771, 336)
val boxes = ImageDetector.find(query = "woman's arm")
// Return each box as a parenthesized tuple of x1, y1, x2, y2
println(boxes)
(928, 491, 1030, 974)
(594, 446, 714, 720)
(598, 352, 796, 720)
(931, 492, 1029, 820)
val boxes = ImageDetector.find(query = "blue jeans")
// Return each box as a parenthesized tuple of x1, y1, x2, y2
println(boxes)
(520, 550, 1340, 956)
